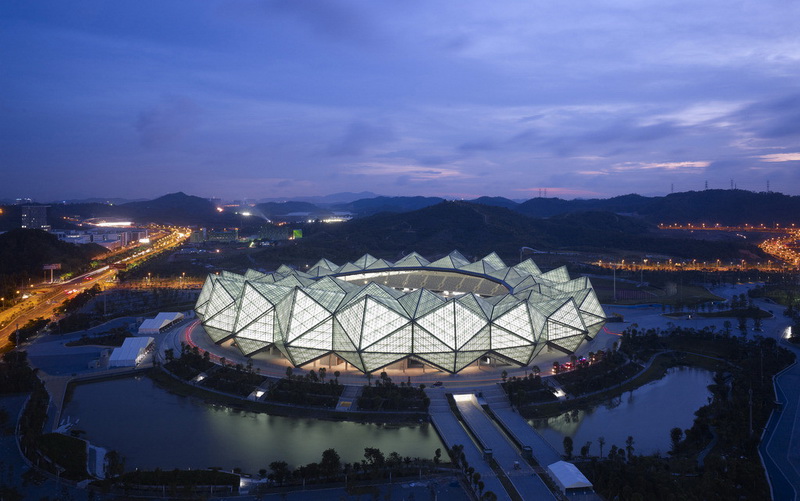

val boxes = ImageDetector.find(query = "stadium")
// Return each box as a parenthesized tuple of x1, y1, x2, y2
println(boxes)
(194, 251, 606, 374)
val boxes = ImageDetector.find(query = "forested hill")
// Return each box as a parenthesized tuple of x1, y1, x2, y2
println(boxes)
(514, 190, 800, 225)
(0, 229, 106, 276)
(287, 202, 763, 263)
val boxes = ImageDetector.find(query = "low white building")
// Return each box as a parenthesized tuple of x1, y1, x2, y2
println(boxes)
(547, 461, 594, 496)
(138, 312, 185, 335)
(109, 337, 154, 367)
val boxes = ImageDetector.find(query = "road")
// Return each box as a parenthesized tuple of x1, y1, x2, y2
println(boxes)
(761, 341, 800, 501)
(0, 226, 190, 352)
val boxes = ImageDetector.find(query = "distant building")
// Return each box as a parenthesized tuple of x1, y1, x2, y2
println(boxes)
(21, 205, 50, 230)
(258, 225, 289, 241)
(51, 228, 149, 250)
(189, 228, 240, 243)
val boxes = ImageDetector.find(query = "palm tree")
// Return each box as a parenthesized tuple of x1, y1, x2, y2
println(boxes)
(598, 436, 606, 458)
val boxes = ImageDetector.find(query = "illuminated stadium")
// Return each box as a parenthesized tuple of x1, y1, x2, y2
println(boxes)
(194, 251, 606, 374)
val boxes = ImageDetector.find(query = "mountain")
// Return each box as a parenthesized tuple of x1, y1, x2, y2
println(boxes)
(114, 192, 219, 225)
(255, 201, 331, 219)
(513, 190, 800, 225)
(282, 202, 761, 263)
(636, 190, 800, 225)
(335, 196, 445, 216)
(469, 196, 519, 209)
(258, 192, 380, 205)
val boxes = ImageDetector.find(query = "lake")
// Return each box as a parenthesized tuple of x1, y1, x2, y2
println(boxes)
(530, 366, 714, 456)
(63, 375, 444, 473)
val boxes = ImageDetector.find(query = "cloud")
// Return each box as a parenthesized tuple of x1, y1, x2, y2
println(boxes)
(349, 162, 469, 182)
(734, 94, 800, 139)
(611, 161, 710, 172)
(328, 121, 395, 156)
(458, 139, 497, 152)
(136, 96, 201, 148)
(758, 153, 800, 162)
(264, 0, 377, 45)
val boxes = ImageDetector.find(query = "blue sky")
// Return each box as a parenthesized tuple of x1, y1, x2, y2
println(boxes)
(2, 0, 799, 201)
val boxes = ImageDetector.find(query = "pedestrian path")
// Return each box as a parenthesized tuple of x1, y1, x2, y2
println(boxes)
(426, 389, 511, 501)
(489, 406, 563, 468)
(454, 394, 555, 501)
(336, 385, 362, 411)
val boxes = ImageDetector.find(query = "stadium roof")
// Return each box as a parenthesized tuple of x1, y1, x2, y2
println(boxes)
(196, 251, 606, 373)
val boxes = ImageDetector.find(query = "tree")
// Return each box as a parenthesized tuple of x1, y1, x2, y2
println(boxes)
(738, 316, 748, 334)
(482, 491, 498, 501)
(334, 370, 341, 383)
(364, 447, 385, 469)
(580, 441, 591, 458)
(434, 448, 442, 465)
(670, 427, 683, 454)
(501, 370, 508, 382)
(320, 448, 341, 478)
(754, 316, 763, 331)
(625, 436, 635, 460)
(598, 436, 606, 458)
(285, 366, 293, 379)
(105, 450, 125, 477)
(473, 472, 481, 489)
(269, 461, 290, 486)
(563, 436, 573, 459)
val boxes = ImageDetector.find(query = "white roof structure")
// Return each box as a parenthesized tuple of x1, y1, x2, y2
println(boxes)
(109, 337, 154, 367)
(195, 251, 606, 374)
(547, 461, 593, 494)
(138, 312, 184, 334)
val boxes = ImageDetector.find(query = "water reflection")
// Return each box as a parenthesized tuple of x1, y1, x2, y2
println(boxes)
(64, 376, 443, 473)
(530, 366, 714, 456)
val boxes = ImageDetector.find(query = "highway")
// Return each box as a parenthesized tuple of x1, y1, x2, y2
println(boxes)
(0, 226, 190, 352)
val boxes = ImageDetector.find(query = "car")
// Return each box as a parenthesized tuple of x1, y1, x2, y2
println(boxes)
(432, 381, 443, 387)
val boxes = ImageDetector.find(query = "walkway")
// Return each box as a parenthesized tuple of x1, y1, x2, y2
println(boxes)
(426, 389, 511, 501)
(761, 342, 800, 501)
(336, 385, 362, 411)
(481, 385, 563, 468)
(454, 393, 555, 501)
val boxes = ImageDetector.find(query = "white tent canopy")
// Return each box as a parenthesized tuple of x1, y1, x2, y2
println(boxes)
(547, 461, 593, 494)
(109, 337, 154, 367)
(138, 312, 184, 334)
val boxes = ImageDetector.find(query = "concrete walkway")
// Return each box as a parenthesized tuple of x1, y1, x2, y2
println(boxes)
(336, 385, 362, 411)
(454, 393, 555, 501)
(426, 389, 511, 501)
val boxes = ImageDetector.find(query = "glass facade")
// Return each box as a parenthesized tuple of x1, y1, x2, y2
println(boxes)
(196, 251, 606, 373)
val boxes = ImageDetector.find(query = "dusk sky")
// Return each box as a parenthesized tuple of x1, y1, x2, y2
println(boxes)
(2, 1, 799, 202)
